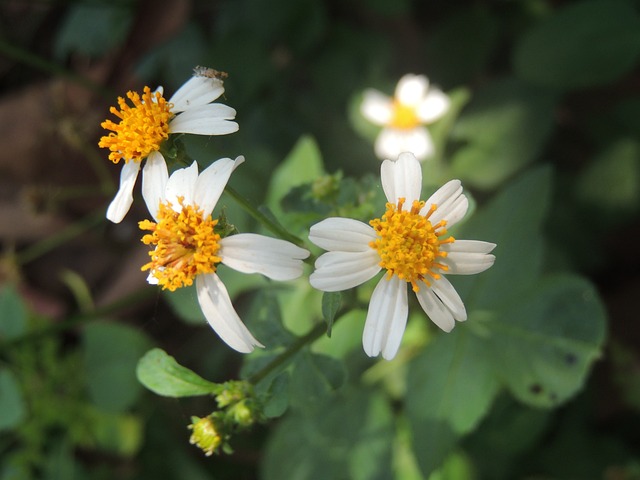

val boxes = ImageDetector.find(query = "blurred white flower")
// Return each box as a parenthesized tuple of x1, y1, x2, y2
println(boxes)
(308, 152, 495, 360)
(100, 75, 239, 223)
(139, 157, 310, 353)
(360, 74, 450, 162)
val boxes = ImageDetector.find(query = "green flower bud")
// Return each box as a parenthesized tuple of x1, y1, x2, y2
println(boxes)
(188, 415, 223, 456)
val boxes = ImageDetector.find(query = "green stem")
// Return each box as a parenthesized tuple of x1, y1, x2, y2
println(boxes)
(15, 210, 105, 265)
(0, 39, 113, 99)
(248, 321, 328, 385)
(223, 185, 306, 248)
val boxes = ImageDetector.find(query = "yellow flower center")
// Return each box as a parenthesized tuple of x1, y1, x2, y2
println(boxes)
(369, 198, 454, 292)
(99, 86, 173, 164)
(389, 100, 420, 130)
(139, 198, 221, 291)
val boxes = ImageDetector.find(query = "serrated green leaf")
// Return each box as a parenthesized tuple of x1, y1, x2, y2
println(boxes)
(262, 388, 394, 480)
(83, 322, 152, 412)
(488, 274, 607, 408)
(406, 328, 500, 476)
(0, 368, 26, 431)
(321, 291, 342, 337)
(289, 352, 346, 410)
(453, 165, 552, 309)
(0, 285, 27, 341)
(262, 372, 290, 419)
(136, 348, 220, 398)
(450, 78, 556, 190)
(513, 0, 640, 89)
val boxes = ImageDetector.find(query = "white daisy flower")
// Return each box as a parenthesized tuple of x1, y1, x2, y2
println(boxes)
(138, 157, 310, 353)
(308, 152, 495, 360)
(100, 75, 239, 223)
(360, 74, 450, 162)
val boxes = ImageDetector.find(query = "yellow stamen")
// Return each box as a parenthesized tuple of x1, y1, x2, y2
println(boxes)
(389, 100, 420, 130)
(99, 86, 173, 164)
(139, 198, 221, 291)
(369, 198, 453, 292)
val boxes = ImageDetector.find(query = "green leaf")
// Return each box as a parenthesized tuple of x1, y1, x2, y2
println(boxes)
(488, 274, 607, 408)
(0, 285, 27, 341)
(513, 0, 640, 89)
(136, 348, 220, 397)
(454, 165, 552, 310)
(406, 328, 500, 477)
(0, 368, 26, 431)
(262, 372, 290, 419)
(245, 289, 295, 348)
(465, 395, 552, 479)
(42, 441, 84, 480)
(85, 410, 144, 457)
(575, 139, 640, 216)
(54, 3, 132, 59)
(265, 135, 325, 216)
(83, 322, 152, 412)
(450, 78, 556, 190)
(262, 388, 394, 480)
(321, 291, 342, 337)
(289, 352, 346, 410)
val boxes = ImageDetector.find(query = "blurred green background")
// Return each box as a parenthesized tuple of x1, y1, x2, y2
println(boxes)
(1, 0, 640, 479)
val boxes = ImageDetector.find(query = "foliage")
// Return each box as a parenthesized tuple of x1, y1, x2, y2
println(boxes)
(1, 0, 639, 479)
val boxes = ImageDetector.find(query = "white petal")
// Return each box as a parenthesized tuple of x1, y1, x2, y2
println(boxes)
(308, 217, 376, 252)
(429, 276, 467, 321)
(106, 161, 141, 223)
(443, 251, 496, 275)
(360, 89, 393, 125)
(141, 151, 168, 221)
(395, 74, 428, 106)
(309, 250, 380, 292)
(220, 233, 309, 281)
(169, 104, 238, 135)
(417, 88, 450, 123)
(165, 161, 199, 210)
(375, 127, 434, 162)
(432, 195, 469, 229)
(443, 240, 496, 254)
(194, 156, 244, 216)
(421, 179, 469, 227)
(362, 276, 408, 360)
(422, 179, 462, 209)
(196, 273, 263, 353)
(415, 286, 455, 332)
(169, 76, 224, 112)
(380, 152, 422, 205)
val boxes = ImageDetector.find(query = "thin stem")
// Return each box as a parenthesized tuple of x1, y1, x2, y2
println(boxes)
(248, 321, 328, 385)
(15, 210, 105, 265)
(223, 185, 306, 248)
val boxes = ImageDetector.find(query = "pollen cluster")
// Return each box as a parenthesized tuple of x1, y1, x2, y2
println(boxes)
(99, 86, 172, 164)
(389, 100, 420, 130)
(369, 198, 453, 292)
(139, 199, 221, 291)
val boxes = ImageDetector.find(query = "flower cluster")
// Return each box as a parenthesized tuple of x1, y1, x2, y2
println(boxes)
(100, 70, 309, 353)
(100, 70, 495, 362)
